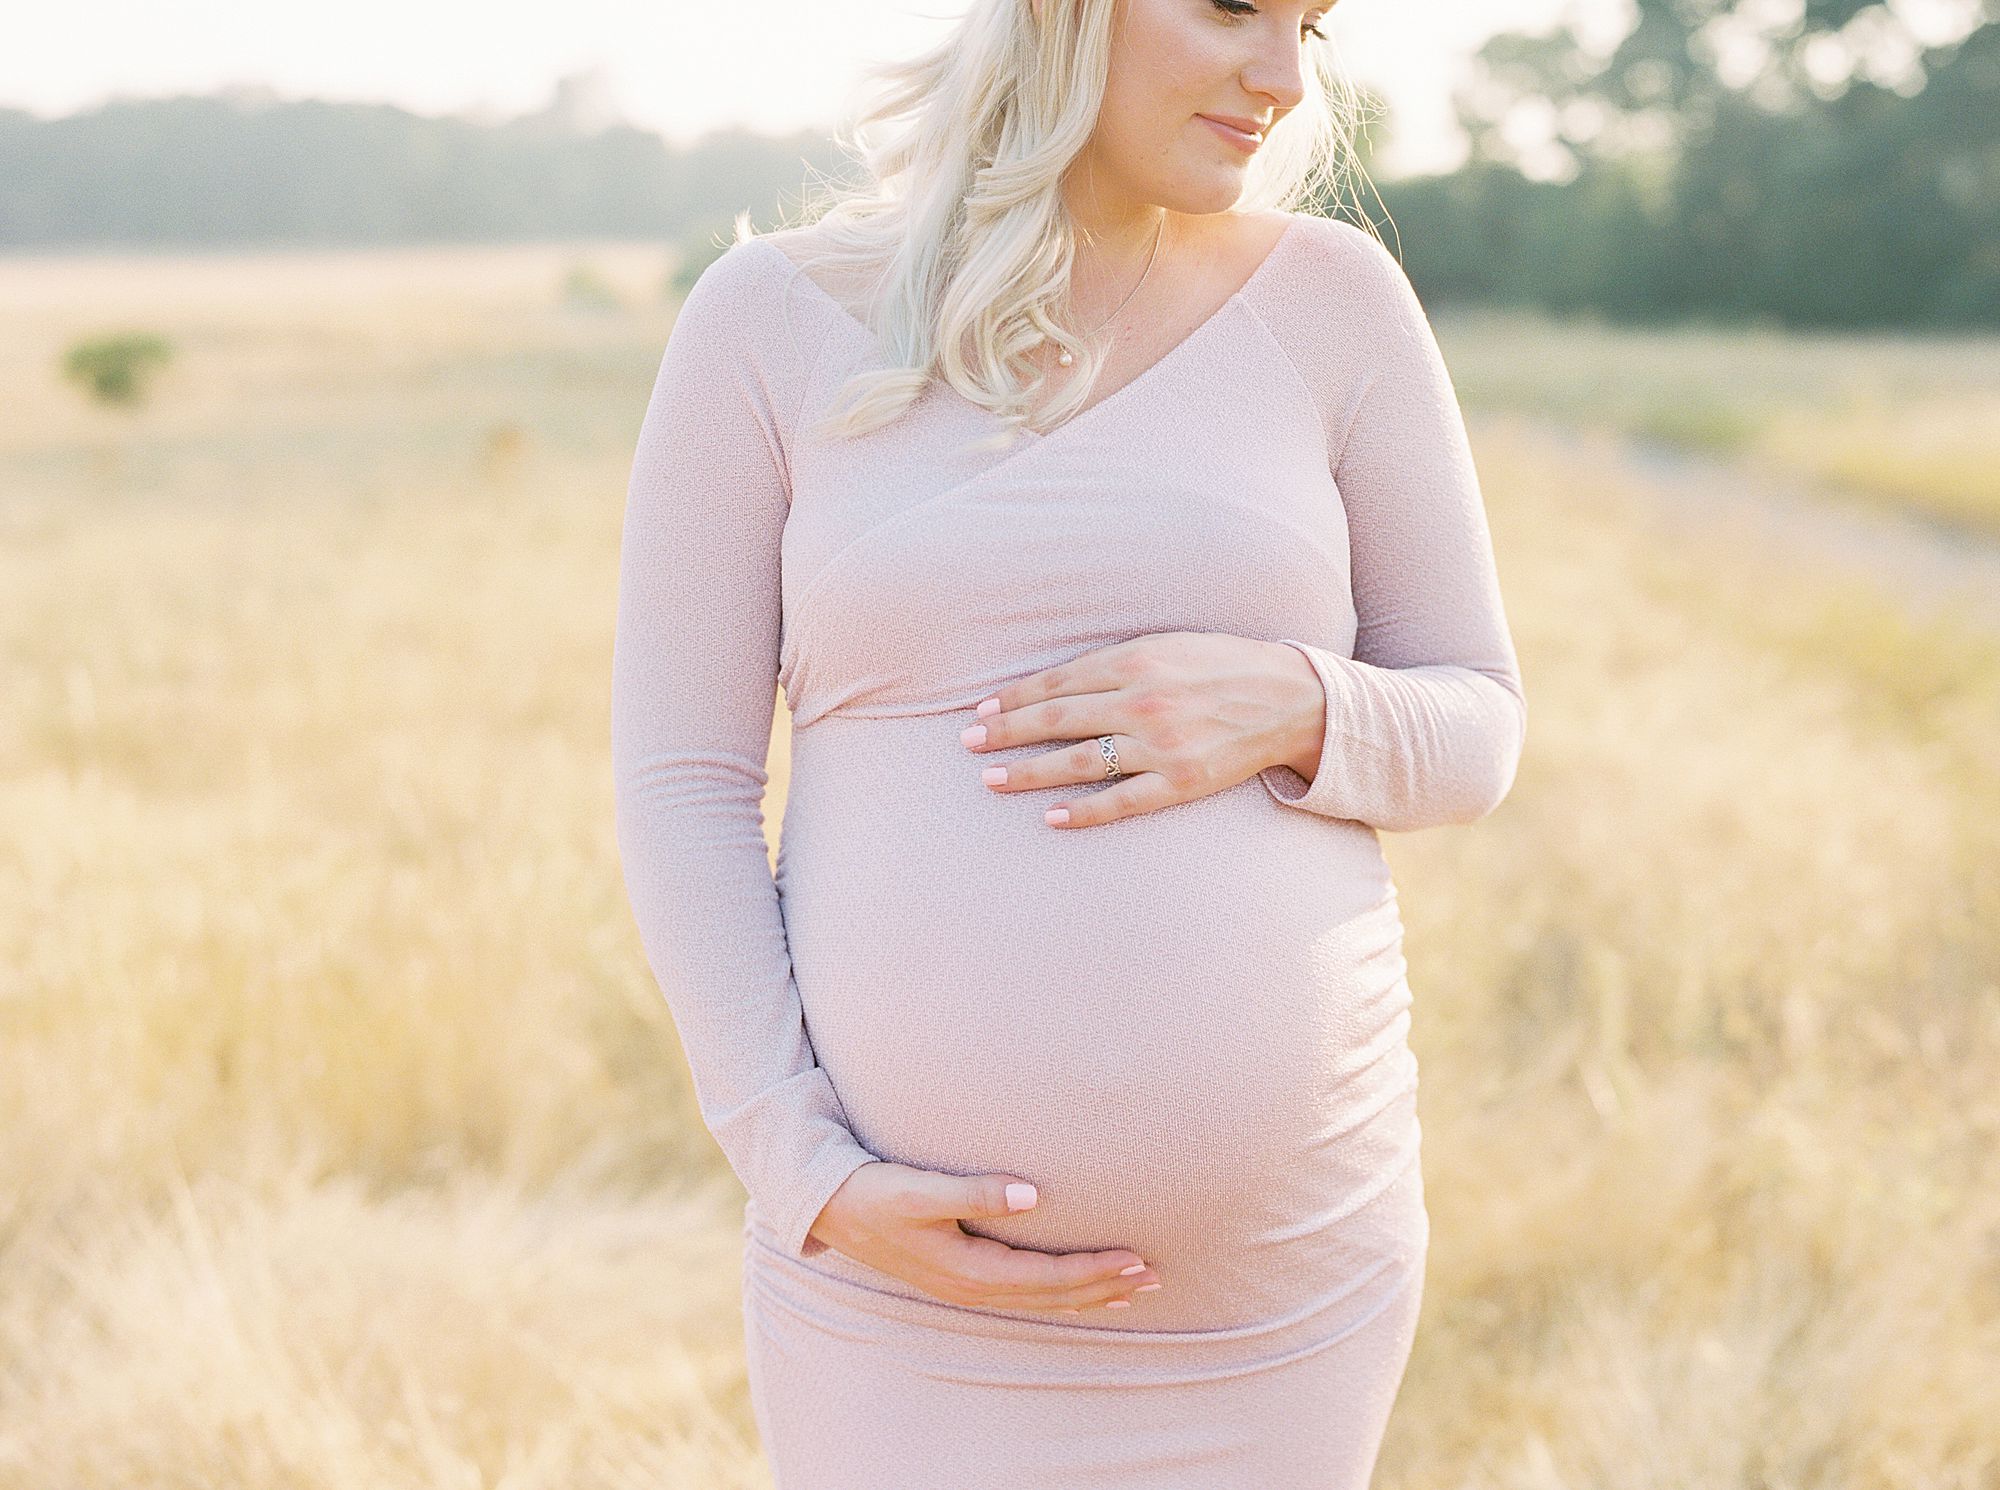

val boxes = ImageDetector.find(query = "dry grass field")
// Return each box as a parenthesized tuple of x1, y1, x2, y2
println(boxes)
(2, 242, 1995, 1488)
(1439, 307, 2000, 541)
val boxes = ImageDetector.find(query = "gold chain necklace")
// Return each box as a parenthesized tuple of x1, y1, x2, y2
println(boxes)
(1056, 211, 1169, 368)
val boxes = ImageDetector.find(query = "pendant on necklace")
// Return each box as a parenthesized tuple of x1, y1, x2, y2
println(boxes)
(1057, 349, 1074, 367)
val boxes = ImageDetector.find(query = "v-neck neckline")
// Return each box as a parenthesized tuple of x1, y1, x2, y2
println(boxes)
(755, 212, 1306, 445)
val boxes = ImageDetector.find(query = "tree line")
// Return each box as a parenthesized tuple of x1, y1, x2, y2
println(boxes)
(2, 1, 1991, 329)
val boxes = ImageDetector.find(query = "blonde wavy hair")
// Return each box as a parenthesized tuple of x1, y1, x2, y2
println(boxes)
(734, 0, 1384, 449)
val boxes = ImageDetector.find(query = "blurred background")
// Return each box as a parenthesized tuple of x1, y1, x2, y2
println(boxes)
(2, 1, 1996, 1485)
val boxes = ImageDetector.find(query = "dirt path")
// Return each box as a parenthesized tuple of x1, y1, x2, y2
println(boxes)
(1474, 413, 2000, 637)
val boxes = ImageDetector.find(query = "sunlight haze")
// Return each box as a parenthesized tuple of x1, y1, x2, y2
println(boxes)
(2, 0, 1585, 177)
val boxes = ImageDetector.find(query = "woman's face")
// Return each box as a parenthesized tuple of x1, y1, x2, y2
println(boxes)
(1079, 0, 1327, 217)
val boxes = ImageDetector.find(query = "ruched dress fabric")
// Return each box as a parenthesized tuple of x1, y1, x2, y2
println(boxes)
(610, 210, 1527, 1489)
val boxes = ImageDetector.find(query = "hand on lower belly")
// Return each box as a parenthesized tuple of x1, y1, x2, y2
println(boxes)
(809, 1160, 1166, 1313)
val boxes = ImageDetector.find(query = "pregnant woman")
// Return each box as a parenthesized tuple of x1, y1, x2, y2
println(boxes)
(611, 0, 1526, 1484)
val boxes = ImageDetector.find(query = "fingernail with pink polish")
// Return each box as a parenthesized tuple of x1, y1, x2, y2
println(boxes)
(983, 767, 1008, 785)
(961, 725, 987, 747)
(1005, 1183, 1037, 1210)
(1046, 808, 1069, 826)
(977, 697, 1002, 717)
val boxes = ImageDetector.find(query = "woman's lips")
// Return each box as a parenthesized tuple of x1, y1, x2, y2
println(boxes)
(1197, 114, 1263, 153)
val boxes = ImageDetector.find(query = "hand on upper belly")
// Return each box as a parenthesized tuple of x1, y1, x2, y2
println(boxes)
(959, 630, 1323, 828)
(808, 1160, 1165, 1314)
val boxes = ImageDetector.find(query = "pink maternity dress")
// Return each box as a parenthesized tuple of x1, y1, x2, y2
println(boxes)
(610, 208, 1527, 1488)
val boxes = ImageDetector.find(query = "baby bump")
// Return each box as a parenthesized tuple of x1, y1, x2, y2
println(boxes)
(776, 713, 1426, 1328)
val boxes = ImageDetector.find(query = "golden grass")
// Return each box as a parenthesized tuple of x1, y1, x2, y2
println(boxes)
(1439, 308, 2000, 539)
(1, 247, 1994, 1487)
(1379, 414, 1999, 1486)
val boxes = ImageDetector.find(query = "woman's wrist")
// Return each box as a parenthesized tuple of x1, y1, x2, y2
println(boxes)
(1268, 639, 1328, 783)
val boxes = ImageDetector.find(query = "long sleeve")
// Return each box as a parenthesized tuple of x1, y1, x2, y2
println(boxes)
(610, 240, 878, 1260)
(1257, 219, 1527, 832)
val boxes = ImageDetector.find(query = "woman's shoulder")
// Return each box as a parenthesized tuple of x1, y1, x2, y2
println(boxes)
(1256, 209, 1417, 309)
(669, 230, 848, 387)
(1237, 211, 1441, 443)
(741, 223, 885, 326)
(676, 232, 783, 310)
(1244, 210, 1435, 352)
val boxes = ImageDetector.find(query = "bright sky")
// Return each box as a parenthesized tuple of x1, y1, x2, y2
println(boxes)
(0, 0, 1612, 178)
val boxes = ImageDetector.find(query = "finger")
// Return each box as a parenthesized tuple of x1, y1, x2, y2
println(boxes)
(970, 1258, 1165, 1313)
(955, 1236, 1148, 1292)
(961, 686, 1122, 754)
(979, 733, 1142, 794)
(939, 1234, 1160, 1309)
(987, 1267, 1164, 1312)
(898, 1168, 1042, 1226)
(978, 1255, 1165, 1311)
(1045, 770, 1182, 829)
(972, 643, 1148, 722)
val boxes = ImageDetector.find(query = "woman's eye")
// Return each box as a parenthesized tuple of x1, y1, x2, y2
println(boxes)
(1210, 0, 1331, 41)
